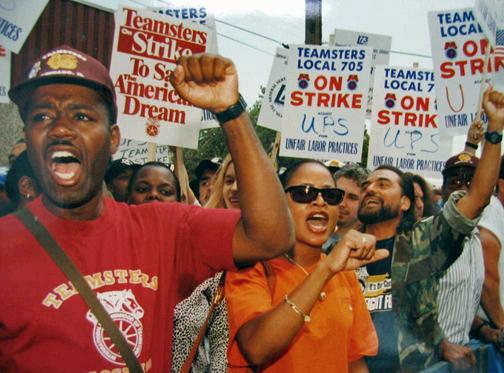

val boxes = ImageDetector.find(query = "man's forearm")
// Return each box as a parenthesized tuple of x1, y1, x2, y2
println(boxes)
(458, 129, 502, 220)
(169, 54, 295, 264)
(222, 112, 294, 263)
(481, 286, 504, 328)
(465, 131, 501, 216)
(457, 89, 504, 219)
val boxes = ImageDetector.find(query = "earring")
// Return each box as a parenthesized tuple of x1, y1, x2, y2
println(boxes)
(25, 193, 31, 200)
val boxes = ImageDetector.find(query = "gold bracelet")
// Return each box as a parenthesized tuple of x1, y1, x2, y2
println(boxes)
(283, 294, 311, 322)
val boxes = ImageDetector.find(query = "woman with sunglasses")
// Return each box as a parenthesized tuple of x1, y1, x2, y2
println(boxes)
(225, 160, 388, 372)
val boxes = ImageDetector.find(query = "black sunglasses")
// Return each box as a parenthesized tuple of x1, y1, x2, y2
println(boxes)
(285, 185, 344, 205)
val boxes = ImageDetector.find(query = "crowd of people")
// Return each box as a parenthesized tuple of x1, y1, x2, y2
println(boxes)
(1, 44, 504, 373)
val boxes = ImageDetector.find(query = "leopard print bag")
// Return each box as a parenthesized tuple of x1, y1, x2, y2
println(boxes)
(171, 272, 229, 373)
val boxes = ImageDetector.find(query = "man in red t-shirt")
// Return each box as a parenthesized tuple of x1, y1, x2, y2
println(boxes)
(0, 45, 294, 372)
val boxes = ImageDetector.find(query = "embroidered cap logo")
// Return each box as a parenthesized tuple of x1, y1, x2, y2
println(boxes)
(47, 53, 79, 70)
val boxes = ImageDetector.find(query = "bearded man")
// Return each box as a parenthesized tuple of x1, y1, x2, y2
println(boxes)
(356, 88, 504, 373)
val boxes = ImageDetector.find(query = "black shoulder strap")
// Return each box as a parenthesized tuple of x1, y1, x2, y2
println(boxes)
(15, 207, 143, 373)
(181, 272, 226, 373)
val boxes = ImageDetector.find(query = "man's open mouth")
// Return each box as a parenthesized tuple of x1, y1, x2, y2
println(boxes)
(48, 150, 82, 186)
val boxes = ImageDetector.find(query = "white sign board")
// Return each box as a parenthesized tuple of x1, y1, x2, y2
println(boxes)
(0, 45, 10, 103)
(428, 8, 498, 136)
(257, 48, 288, 131)
(331, 29, 392, 89)
(154, 5, 218, 53)
(0, 0, 49, 54)
(367, 66, 451, 179)
(331, 29, 392, 118)
(109, 6, 215, 148)
(474, 0, 504, 46)
(113, 138, 171, 164)
(280, 45, 372, 162)
(154, 4, 219, 129)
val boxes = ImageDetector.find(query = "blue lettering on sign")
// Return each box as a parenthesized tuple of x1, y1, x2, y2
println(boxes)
(330, 117, 349, 136)
(384, 68, 435, 82)
(437, 10, 475, 24)
(444, 113, 468, 128)
(297, 59, 339, 71)
(327, 141, 358, 154)
(308, 139, 327, 152)
(395, 157, 415, 170)
(372, 156, 394, 167)
(0, 16, 22, 41)
(301, 114, 318, 135)
(390, 157, 445, 172)
(382, 68, 435, 93)
(300, 113, 349, 136)
(384, 79, 423, 92)
(383, 128, 440, 153)
(383, 128, 404, 149)
(156, 7, 208, 24)
(274, 84, 286, 105)
(444, 112, 488, 129)
(415, 159, 445, 172)
(297, 47, 366, 60)
(285, 137, 307, 151)
(436, 11, 483, 37)
(295, 46, 368, 71)
(357, 35, 368, 45)
(405, 130, 423, 151)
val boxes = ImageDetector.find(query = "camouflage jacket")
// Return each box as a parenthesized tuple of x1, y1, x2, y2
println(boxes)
(391, 191, 479, 372)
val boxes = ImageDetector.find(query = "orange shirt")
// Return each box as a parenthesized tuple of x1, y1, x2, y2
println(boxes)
(225, 256, 378, 373)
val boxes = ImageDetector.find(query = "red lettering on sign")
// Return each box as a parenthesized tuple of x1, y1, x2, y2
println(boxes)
(378, 110, 437, 128)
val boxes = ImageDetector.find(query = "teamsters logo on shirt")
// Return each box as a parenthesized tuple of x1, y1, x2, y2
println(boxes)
(86, 289, 144, 365)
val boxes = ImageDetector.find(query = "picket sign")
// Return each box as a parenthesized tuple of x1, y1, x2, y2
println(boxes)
(109, 6, 215, 148)
(428, 8, 493, 137)
(279, 44, 373, 162)
(366, 64, 450, 179)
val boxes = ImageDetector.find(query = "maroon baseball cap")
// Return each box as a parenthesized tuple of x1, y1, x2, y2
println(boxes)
(442, 152, 479, 177)
(9, 45, 117, 123)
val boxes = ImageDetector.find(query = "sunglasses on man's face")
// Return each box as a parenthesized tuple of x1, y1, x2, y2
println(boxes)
(285, 185, 345, 205)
